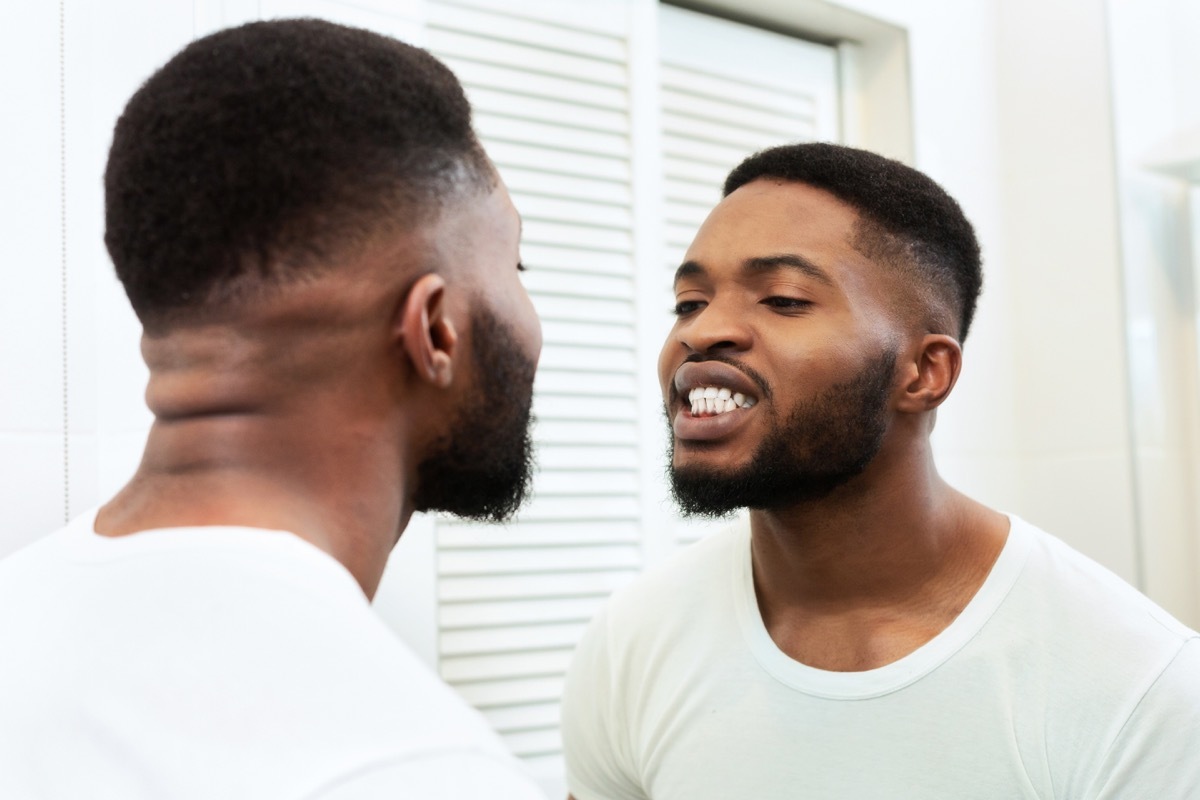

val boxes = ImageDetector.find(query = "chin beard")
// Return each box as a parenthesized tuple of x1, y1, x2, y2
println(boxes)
(412, 304, 537, 523)
(667, 349, 897, 519)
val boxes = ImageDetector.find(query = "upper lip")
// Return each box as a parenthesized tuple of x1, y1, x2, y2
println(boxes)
(672, 361, 762, 404)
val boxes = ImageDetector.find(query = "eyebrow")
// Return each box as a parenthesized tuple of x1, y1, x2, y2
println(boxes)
(673, 253, 835, 288)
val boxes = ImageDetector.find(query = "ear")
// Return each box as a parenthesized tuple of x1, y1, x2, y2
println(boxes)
(896, 334, 962, 413)
(397, 273, 458, 389)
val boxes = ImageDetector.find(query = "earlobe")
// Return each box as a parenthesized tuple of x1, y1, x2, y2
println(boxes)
(398, 273, 458, 389)
(898, 335, 962, 413)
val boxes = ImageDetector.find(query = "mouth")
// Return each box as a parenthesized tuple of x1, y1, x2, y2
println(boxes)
(686, 385, 757, 417)
(670, 362, 762, 442)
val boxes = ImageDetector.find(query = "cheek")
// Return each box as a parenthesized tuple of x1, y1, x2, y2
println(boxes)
(657, 336, 680, 402)
(517, 291, 542, 359)
(498, 278, 542, 362)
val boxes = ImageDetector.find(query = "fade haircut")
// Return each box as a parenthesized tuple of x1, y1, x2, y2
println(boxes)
(105, 18, 494, 329)
(724, 143, 982, 342)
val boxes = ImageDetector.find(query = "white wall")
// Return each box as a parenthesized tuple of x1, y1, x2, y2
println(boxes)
(1107, 0, 1200, 624)
(1, 2, 196, 556)
(0, 3, 65, 553)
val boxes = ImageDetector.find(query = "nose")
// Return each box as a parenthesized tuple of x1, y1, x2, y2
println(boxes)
(676, 299, 751, 355)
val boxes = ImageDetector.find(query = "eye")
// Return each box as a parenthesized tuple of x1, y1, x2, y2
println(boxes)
(517, 261, 527, 273)
(672, 299, 706, 317)
(761, 296, 811, 311)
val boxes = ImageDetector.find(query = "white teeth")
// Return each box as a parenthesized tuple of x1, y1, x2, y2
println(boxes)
(684, 385, 757, 416)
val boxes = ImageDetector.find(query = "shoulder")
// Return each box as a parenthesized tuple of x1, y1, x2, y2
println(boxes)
(1013, 516, 1196, 646)
(566, 522, 745, 700)
(600, 522, 746, 632)
(1001, 515, 1198, 733)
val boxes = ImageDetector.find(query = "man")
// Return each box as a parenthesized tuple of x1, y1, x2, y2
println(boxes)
(561, 143, 1200, 798)
(0, 19, 545, 799)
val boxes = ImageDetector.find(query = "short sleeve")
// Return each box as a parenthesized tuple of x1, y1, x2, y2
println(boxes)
(1087, 636, 1200, 798)
(560, 607, 648, 800)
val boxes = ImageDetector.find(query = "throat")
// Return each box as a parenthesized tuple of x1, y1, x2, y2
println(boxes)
(760, 603, 956, 672)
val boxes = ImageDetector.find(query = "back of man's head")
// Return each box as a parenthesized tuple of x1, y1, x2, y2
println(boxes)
(724, 142, 982, 342)
(104, 18, 493, 330)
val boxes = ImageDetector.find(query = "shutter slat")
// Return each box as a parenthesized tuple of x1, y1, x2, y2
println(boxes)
(513, 194, 633, 232)
(441, 544, 640, 576)
(662, 94, 812, 143)
(661, 63, 817, 116)
(504, 167, 631, 205)
(440, 569, 637, 602)
(501, 727, 564, 758)
(535, 445, 640, 471)
(665, 199, 713, 226)
(482, 701, 561, 733)
(488, 140, 632, 181)
(523, 245, 633, 277)
(662, 156, 728, 188)
(442, 622, 587, 656)
(540, 321, 636, 350)
(476, 113, 629, 159)
(523, 219, 632, 253)
(429, 29, 626, 87)
(441, 648, 574, 683)
(523, 270, 633, 300)
(441, 597, 605, 629)
(664, 177, 722, 205)
(259, 0, 420, 39)
(428, 3, 625, 62)
(439, 519, 640, 548)
(535, 370, 637, 397)
(442, 56, 627, 111)
(537, 395, 639, 424)
(454, 675, 565, 709)
(661, 133, 758, 172)
(468, 87, 629, 135)
(533, 420, 638, 445)
(531, 295, 635, 326)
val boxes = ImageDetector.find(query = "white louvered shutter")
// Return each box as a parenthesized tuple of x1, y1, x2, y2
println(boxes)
(658, 4, 841, 546)
(425, 0, 643, 787)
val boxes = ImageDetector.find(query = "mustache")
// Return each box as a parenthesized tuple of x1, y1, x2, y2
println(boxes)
(679, 353, 773, 401)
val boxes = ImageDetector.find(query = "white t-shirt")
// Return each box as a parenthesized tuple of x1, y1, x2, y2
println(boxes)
(0, 510, 545, 800)
(562, 516, 1200, 799)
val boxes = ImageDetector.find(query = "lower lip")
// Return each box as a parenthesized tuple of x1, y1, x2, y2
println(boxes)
(672, 405, 755, 441)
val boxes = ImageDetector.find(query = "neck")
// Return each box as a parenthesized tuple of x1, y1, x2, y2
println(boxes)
(95, 322, 413, 599)
(746, 442, 1009, 670)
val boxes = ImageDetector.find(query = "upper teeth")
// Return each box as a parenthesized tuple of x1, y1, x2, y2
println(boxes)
(687, 386, 756, 416)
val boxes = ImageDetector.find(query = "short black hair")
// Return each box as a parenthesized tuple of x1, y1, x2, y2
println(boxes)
(724, 142, 982, 342)
(105, 18, 493, 328)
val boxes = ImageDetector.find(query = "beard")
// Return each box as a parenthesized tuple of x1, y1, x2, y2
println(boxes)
(668, 349, 897, 518)
(412, 303, 537, 522)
